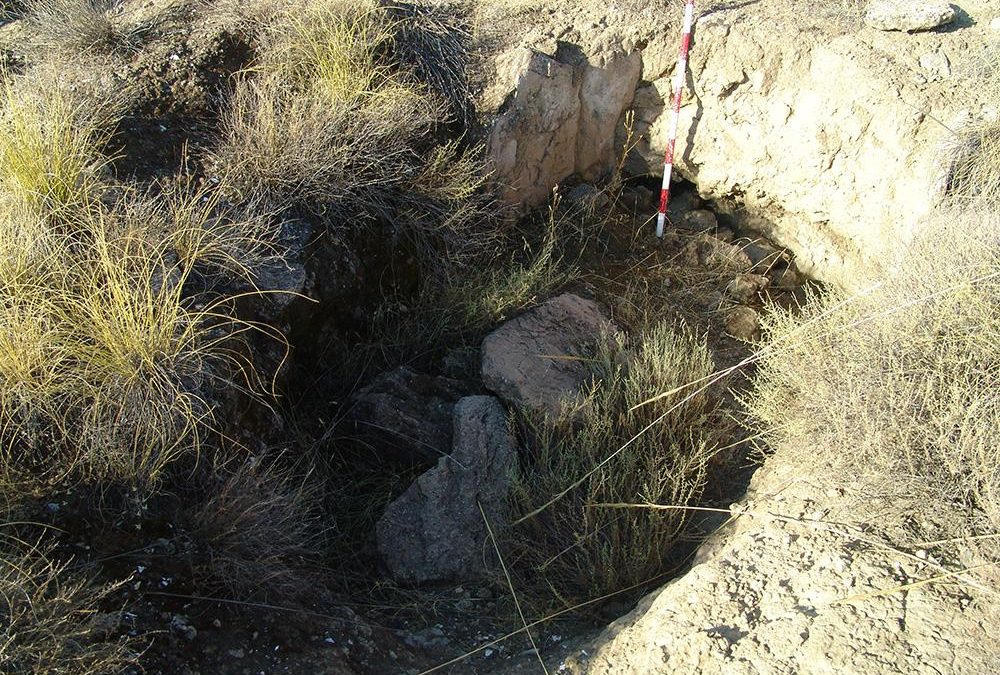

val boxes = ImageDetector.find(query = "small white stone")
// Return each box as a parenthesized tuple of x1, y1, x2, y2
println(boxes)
(918, 51, 951, 78)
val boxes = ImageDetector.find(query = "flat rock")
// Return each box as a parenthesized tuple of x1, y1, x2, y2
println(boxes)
(346, 367, 468, 465)
(480, 293, 617, 417)
(865, 1, 955, 32)
(376, 396, 517, 584)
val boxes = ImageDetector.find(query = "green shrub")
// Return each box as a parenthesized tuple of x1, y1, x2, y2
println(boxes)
(505, 320, 725, 610)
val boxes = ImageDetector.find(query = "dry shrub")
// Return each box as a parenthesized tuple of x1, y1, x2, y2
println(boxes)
(505, 320, 725, 610)
(0, 535, 135, 674)
(386, 1, 473, 124)
(184, 458, 325, 603)
(947, 46, 1000, 210)
(747, 211, 1000, 561)
(22, 0, 135, 55)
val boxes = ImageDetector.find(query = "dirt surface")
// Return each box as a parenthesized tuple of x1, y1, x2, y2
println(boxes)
(577, 447, 1000, 674)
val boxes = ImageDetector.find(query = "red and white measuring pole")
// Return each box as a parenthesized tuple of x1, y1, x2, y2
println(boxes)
(656, 0, 696, 238)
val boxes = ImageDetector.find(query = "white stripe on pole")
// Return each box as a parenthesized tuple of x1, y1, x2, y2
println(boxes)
(656, 0, 695, 238)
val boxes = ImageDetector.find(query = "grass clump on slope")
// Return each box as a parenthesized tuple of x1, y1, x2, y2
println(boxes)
(746, 55, 1000, 572)
(0, 67, 278, 492)
(212, 0, 489, 269)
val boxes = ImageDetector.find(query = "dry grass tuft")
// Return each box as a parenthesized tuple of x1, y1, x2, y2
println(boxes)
(22, 0, 136, 55)
(0, 534, 135, 673)
(0, 67, 281, 491)
(215, 76, 440, 215)
(257, 0, 391, 106)
(947, 46, 1000, 210)
(505, 320, 725, 609)
(212, 0, 491, 270)
(184, 457, 325, 602)
(0, 69, 112, 216)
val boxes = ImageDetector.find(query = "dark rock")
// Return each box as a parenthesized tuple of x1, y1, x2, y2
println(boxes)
(376, 396, 517, 584)
(665, 189, 704, 216)
(714, 226, 736, 242)
(346, 367, 469, 465)
(677, 209, 719, 232)
(621, 186, 654, 210)
(481, 293, 618, 417)
(737, 237, 790, 272)
(769, 264, 803, 288)
(565, 183, 611, 211)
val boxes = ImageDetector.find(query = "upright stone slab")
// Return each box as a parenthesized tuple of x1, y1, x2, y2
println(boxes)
(376, 396, 517, 584)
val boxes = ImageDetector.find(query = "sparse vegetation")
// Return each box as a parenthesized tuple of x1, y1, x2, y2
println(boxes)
(505, 320, 726, 609)
(0, 534, 135, 674)
(1, 0, 994, 671)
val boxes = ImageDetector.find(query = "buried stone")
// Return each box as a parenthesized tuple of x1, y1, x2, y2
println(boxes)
(376, 396, 517, 584)
(346, 366, 469, 465)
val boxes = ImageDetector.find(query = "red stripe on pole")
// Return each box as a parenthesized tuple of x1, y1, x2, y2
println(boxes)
(656, 0, 695, 238)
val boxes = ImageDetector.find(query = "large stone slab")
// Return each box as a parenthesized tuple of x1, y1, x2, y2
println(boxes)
(480, 293, 617, 418)
(864, 1, 955, 32)
(376, 396, 517, 584)
(486, 45, 641, 205)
